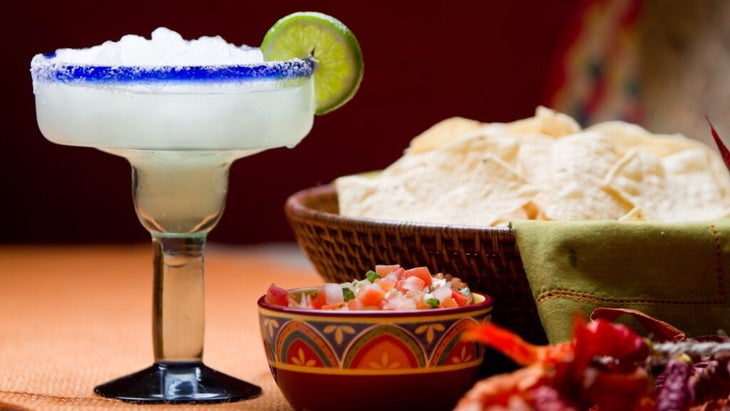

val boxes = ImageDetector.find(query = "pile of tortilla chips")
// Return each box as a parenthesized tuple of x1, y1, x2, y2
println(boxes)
(335, 107, 730, 226)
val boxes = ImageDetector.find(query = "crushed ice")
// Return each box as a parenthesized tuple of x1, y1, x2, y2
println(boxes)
(46, 27, 262, 66)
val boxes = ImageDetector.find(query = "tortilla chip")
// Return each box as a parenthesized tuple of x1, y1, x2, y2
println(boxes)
(335, 174, 421, 221)
(512, 133, 556, 209)
(497, 106, 581, 138)
(542, 132, 629, 221)
(406, 117, 484, 154)
(604, 147, 730, 222)
(603, 150, 666, 218)
(619, 207, 648, 221)
(586, 121, 701, 157)
(337, 137, 539, 226)
(336, 108, 730, 226)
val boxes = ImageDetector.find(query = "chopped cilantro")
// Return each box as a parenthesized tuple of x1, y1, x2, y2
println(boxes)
(425, 298, 440, 308)
(365, 270, 382, 283)
(342, 287, 356, 302)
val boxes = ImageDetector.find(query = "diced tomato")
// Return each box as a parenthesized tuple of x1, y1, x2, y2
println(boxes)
(265, 283, 290, 307)
(347, 298, 362, 310)
(375, 277, 396, 292)
(358, 286, 386, 308)
(440, 296, 458, 308)
(451, 289, 469, 307)
(310, 289, 327, 309)
(266, 265, 473, 311)
(450, 277, 468, 289)
(403, 267, 432, 287)
(375, 264, 401, 276)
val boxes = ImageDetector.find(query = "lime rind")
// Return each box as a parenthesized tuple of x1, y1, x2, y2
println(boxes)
(261, 12, 363, 115)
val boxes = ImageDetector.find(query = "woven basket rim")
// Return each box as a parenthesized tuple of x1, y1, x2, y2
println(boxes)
(285, 184, 516, 239)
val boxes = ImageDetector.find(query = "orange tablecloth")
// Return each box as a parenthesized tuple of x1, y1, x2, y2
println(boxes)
(0, 244, 321, 410)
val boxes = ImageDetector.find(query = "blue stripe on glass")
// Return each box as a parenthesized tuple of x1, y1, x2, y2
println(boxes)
(34, 53, 315, 84)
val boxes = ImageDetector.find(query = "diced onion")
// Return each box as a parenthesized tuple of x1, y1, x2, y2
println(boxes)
(401, 276, 425, 292)
(324, 283, 345, 304)
(432, 285, 452, 302)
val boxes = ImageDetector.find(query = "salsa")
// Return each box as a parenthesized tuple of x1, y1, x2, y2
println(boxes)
(265, 264, 474, 310)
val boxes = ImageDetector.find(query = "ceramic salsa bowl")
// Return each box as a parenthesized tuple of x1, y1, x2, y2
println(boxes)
(257, 288, 493, 411)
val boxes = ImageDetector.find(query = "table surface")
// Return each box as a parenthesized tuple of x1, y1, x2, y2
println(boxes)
(0, 243, 322, 411)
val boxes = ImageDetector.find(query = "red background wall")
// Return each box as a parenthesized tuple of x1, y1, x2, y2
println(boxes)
(2, 0, 579, 244)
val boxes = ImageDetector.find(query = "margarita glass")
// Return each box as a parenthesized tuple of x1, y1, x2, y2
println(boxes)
(30, 37, 315, 402)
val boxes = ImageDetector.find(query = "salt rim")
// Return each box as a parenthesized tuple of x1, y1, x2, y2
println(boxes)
(30, 55, 315, 84)
(29, 27, 315, 84)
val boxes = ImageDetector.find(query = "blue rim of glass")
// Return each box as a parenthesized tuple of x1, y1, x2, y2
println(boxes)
(31, 52, 315, 84)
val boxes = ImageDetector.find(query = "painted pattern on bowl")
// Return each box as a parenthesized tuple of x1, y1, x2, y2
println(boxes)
(257, 289, 493, 410)
(258, 290, 492, 375)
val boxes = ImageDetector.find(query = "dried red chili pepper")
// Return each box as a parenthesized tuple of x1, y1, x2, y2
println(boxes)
(460, 315, 653, 411)
(655, 358, 693, 411)
(529, 385, 582, 411)
(459, 312, 729, 411)
(582, 366, 651, 411)
(690, 352, 730, 407)
(574, 314, 650, 369)
(706, 116, 730, 172)
(461, 320, 574, 367)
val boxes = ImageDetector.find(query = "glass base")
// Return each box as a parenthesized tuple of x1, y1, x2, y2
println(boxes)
(94, 362, 262, 403)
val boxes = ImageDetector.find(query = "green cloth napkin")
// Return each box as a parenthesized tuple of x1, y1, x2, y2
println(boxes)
(510, 219, 730, 344)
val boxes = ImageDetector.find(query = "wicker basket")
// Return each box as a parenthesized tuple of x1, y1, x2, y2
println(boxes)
(284, 184, 548, 345)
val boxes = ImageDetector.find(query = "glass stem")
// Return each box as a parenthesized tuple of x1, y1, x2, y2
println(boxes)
(152, 234, 207, 363)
